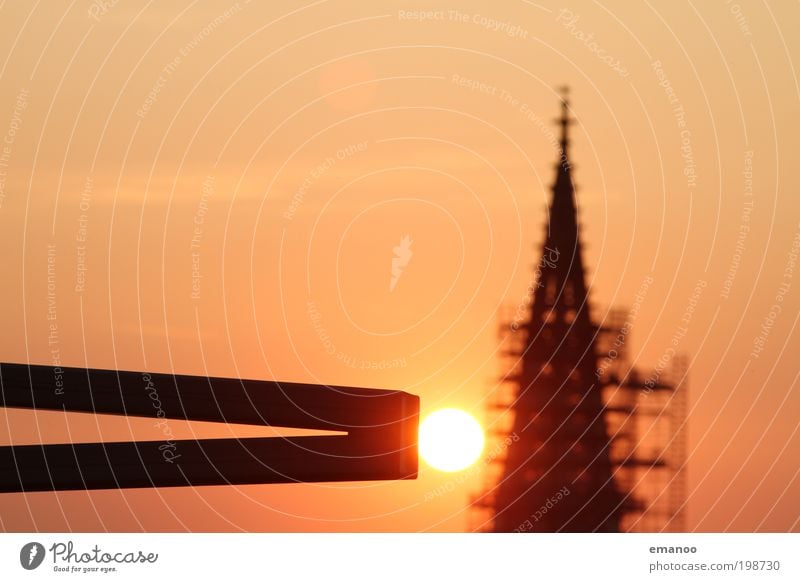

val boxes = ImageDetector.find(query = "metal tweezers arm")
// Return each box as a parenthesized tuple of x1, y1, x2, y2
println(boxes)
(0, 363, 419, 492)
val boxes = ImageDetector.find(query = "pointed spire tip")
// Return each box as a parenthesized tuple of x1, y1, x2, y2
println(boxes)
(555, 86, 573, 170)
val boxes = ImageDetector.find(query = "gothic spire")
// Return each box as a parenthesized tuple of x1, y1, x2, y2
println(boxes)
(557, 85, 572, 164)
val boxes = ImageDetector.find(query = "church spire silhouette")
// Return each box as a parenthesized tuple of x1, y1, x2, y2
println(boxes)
(490, 89, 623, 532)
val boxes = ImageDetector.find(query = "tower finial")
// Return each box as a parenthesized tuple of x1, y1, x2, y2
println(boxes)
(557, 85, 572, 162)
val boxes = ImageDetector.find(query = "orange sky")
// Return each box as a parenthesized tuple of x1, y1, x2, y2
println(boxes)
(0, 0, 799, 532)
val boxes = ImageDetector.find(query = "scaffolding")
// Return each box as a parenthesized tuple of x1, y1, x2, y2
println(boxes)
(470, 90, 688, 532)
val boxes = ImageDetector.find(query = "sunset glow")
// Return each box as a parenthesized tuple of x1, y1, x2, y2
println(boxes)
(419, 408, 485, 472)
(0, 0, 798, 536)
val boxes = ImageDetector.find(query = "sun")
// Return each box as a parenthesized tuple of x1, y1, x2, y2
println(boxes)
(418, 408, 485, 472)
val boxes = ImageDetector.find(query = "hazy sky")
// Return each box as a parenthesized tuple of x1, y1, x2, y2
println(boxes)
(0, 0, 798, 532)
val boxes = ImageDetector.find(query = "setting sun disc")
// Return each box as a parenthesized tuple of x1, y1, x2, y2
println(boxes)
(418, 408, 485, 472)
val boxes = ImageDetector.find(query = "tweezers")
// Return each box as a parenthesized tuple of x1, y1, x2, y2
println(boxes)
(0, 363, 419, 492)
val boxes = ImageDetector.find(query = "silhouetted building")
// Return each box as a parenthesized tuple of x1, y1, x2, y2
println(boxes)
(473, 90, 687, 533)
